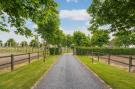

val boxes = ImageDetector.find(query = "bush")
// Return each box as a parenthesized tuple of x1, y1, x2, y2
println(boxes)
(49, 47, 62, 55)
(75, 47, 135, 55)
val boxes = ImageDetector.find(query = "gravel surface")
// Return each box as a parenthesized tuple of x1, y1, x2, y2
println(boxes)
(33, 54, 109, 89)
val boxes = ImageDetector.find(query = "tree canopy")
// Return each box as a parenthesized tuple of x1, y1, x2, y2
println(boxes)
(73, 31, 90, 46)
(91, 30, 109, 47)
(5, 38, 16, 47)
(20, 41, 28, 47)
(29, 39, 39, 47)
(0, 0, 59, 36)
(87, 0, 135, 33)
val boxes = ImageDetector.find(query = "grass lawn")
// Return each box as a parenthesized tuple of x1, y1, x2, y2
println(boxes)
(76, 56, 135, 89)
(0, 55, 59, 89)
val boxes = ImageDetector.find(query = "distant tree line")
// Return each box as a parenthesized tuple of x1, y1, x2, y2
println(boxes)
(0, 39, 41, 48)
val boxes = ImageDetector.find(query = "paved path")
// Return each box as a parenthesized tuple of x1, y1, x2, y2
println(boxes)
(33, 54, 110, 89)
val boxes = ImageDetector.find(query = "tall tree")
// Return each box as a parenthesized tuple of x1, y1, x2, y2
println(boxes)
(65, 34, 73, 47)
(88, 0, 135, 33)
(73, 31, 90, 46)
(29, 39, 38, 47)
(20, 41, 28, 47)
(0, 40, 2, 47)
(91, 30, 109, 47)
(0, 0, 59, 36)
(5, 38, 16, 47)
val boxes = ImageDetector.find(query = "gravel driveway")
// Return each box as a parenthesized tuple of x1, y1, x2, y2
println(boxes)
(33, 54, 110, 89)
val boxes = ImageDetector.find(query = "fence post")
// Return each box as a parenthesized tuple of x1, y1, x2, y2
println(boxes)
(11, 54, 14, 71)
(98, 52, 99, 62)
(28, 53, 31, 64)
(91, 51, 94, 64)
(129, 56, 132, 72)
(38, 51, 40, 59)
(43, 50, 45, 62)
(108, 53, 111, 64)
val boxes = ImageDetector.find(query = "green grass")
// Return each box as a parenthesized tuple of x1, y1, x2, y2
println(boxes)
(0, 55, 59, 89)
(76, 56, 135, 89)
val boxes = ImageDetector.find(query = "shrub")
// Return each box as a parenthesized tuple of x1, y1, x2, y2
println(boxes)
(49, 47, 62, 55)
(75, 47, 135, 55)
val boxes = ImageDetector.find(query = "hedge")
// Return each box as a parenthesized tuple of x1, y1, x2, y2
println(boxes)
(75, 47, 135, 55)
(49, 47, 62, 55)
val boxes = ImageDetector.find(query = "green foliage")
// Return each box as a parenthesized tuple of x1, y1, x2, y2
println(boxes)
(91, 30, 109, 47)
(53, 29, 65, 47)
(0, 40, 2, 47)
(110, 32, 135, 48)
(29, 39, 38, 47)
(5, 38, 16, 47)
(73, 31, 90, 46)
(88, 0, 135, 33)
(75, 47, 135, 55)
(20, 41, 28, 47)
(49, 47, 62, 55)
(0, 0, 59, 36)
(65, 34, 73, 47)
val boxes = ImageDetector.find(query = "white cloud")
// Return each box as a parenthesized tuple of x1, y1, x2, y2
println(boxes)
(61, 26, 90, 36)
(60, 9, 90, 21)
(66, 0, 78, 3)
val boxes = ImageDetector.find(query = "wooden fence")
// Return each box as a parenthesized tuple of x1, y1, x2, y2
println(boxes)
(89, 52, 135, 72)
(0, 51, 48, 71)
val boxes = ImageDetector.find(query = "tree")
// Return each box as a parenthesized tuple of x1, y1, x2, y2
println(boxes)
(20, 41, 28, 47)
(65, 34, 73, 47)
(51, 29, 65, 47)
(29, 39, 38, 47)
(5, 38, 16, 47)
(110, 31, 135, 48)
(91, 30, 109, 47)
(0, 0, 59, 36)
(37, 13, 60, 44)
(0, 40, 2, 47)
(73, 31, 90, 46)
(87, 0, 135, 33)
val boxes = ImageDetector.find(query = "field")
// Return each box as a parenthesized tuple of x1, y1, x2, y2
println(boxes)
(0, 47, 40, 56)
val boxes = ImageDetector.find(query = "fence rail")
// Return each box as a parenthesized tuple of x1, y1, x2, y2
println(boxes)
(89, 52, 135, 72)
(0, 51, 46, 71)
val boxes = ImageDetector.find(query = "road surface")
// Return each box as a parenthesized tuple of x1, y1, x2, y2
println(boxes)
(33, 54, 110, 89)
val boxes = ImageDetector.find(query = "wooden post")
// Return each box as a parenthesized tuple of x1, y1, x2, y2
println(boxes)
(98, 52, 99, 62)
(28, 53, 31, 64)
(38, 51, 40, 59)
(92, 52, 94, 64)
(43, 50, 45, 62)
(129, 56, 132, 72)
(108, 53, 111, 64)
(11, 54, 14, 71)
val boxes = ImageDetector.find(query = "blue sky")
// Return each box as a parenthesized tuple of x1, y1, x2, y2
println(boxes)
(0, 0, 92, 43)
(57, 0, 92, 34)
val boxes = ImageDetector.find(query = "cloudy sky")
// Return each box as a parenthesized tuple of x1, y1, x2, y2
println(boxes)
(0, 0, 92, 43)
(57, 0, 91, 34)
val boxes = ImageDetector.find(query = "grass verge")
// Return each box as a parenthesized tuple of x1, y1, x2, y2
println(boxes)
(0, 55, 59, 89)
(76, 56, 135, 89)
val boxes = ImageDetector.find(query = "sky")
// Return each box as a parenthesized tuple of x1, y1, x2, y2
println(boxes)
(0, 0, 92, 43)
(57, 0, 92, 35)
